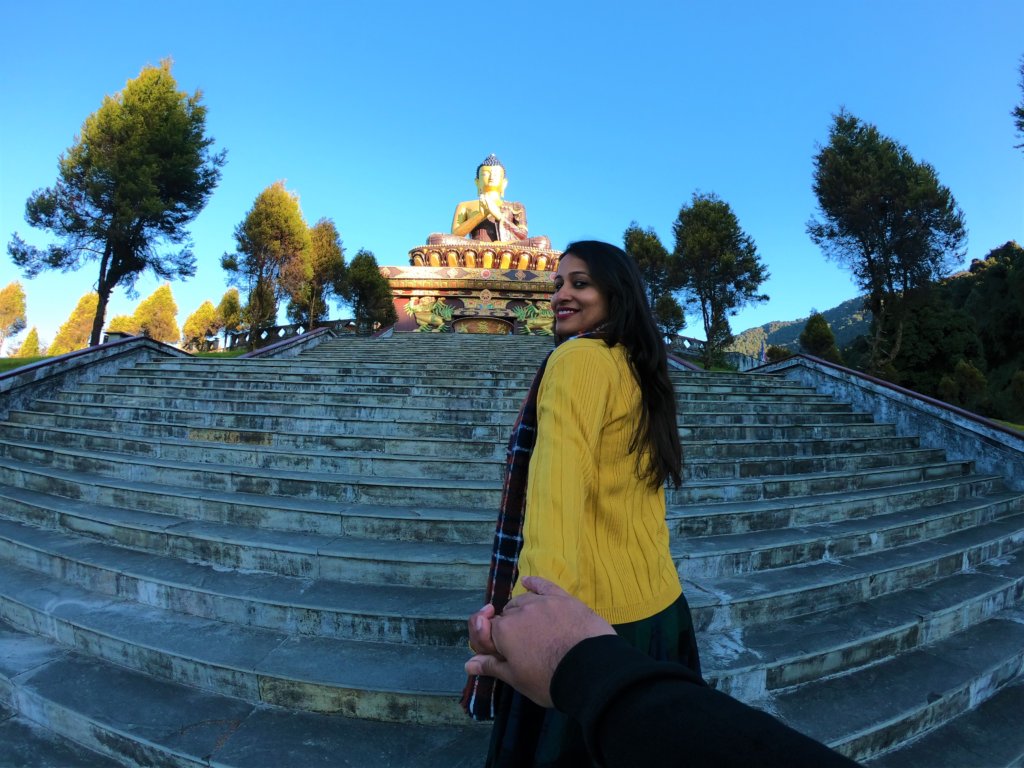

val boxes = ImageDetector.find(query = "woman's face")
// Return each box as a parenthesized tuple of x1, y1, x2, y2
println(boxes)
(552, 254, 609, 337)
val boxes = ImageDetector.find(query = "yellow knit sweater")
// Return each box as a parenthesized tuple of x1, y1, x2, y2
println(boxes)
(512, 338, 682, 625)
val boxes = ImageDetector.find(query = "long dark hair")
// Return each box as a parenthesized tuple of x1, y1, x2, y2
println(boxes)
(560, 240, 683, 488)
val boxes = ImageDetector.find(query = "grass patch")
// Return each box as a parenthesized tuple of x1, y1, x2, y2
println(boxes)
(0, 356, 49, 374)
(995, 420, 1024, 434)
(193, 348, 247, 358)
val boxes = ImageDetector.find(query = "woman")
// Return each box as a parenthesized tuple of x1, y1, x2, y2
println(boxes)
(464, 240, 702, 767)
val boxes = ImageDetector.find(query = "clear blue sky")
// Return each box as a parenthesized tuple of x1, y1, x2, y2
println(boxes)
(2, 0, 1022, 350)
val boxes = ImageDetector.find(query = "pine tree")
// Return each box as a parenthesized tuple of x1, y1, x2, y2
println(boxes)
(8, 61, 224, 347)
(799, 312, 843, 363)
(0, 281, 27, 355)
(13, 327, 41, 357)
(133, 284, 179, 343)
(222, 182, 310, 333)
(49, 293, 99, 355)
(673, 193, 768, 367)
(346, 250, 397, 333)
(182, 300, 220, 350)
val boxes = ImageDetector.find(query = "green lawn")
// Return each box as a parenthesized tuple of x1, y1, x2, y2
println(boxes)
(193, 348, 247, 358)
(0, 356, 49, 374)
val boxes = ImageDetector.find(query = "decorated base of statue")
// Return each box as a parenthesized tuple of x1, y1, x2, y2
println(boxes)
(381, 264, 556, 335)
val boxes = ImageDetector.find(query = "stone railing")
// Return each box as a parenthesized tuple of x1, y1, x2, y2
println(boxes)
(0, 336, 188, 421)
(225, 319, 359, 350)
(759, 353, 1024, 491)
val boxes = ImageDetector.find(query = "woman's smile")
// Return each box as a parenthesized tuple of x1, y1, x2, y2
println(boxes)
(552, 255, 609, 336)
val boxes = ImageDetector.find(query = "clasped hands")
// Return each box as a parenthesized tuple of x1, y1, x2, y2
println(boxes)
(465, 576, 615, 707)
(477, 193, 504, 222)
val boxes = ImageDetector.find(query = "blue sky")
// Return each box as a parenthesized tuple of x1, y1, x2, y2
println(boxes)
(1, 0, 1022, 350)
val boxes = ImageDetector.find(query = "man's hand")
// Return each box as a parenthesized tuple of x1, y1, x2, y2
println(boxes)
(464, 577, 615, 707)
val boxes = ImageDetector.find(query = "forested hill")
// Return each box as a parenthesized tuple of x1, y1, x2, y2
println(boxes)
(729, 296, 871, 357)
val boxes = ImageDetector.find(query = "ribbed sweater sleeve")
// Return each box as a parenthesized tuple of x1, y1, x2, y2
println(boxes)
(517, 341, 613, 597)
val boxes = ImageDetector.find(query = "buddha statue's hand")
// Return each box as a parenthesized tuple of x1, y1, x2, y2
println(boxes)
(480, 193, 504, 221)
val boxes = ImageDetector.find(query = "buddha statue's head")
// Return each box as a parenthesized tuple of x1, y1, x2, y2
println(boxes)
(475, 154, 508, 197)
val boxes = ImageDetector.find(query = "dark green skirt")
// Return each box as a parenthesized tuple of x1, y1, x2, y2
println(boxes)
(485, 591, 702, 768)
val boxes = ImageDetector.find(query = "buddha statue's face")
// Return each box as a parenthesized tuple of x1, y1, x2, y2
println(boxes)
(476, 165, 507, 195)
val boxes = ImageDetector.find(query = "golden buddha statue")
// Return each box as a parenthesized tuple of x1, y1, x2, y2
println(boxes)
(427, 154, 551, 251)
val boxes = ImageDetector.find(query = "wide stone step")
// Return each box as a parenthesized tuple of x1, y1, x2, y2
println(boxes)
(0, 515, 476, 645)
(3, 422, 935, 484)
(681, 422, 898, 442)
(703, 555, 1024, 700)
(129, 360, 542, 381)
(684, 513, 1024, 629)
(682, 435, 921, 460)
(0, 435, 972, 508)
(0, 438, 501, 512)
(865, 673, 1024, 767)
(26, 400, 510, 441)
(769, 614, 1024, 763)
(676, 492, 1024, 578)
(0, 489, 490, 588)
(43, 392, 872, 430)
(48, 392, 522, 424)
(76, 380, 847, 416)
(0, 702, 123, 768)
(0, 424, 506, 481)
(94, 375, 533, 402)
(668, 475, 1006, 536)
(668, 459, 974, 505)
(0, 568, 473, 725)
(683, 447, 947, 480)
(0, 459, 494, 542)
(75, 382, 528, 412)
(4, 411, 508, 460)
(0, 624, 490, 768)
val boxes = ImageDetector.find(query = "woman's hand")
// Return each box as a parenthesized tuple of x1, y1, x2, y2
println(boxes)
(467, 602, 498, 656)
(464, 577, 615, 707)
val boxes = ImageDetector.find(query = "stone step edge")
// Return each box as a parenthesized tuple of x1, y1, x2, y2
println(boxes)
(0, 576, 470, 724)
(781, 615, 1024, 763)
(675, 492, 1024, 560)
(686, 514, 1024, 625)
(0, 529, 474, 643)
(2, 437, 969, 497)
(46, 393, 864, 422)
(5, 411, 504, 451)
(0, 439, 497, 492)
(0, 622, 490, 768)
(1, 422, 938, 472)
(704, 554, 1024, 697)
(0, 487, 484, 567)
(0, 423, 503, 468)
(0, 453, 998, 529)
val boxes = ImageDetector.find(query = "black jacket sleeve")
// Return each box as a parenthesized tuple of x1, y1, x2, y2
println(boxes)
(550, 635, 861, 768)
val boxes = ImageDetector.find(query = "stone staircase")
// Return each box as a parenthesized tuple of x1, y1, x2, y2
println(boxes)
(0, 332, 1022, 767)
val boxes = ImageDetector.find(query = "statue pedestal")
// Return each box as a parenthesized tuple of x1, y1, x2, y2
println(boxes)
(409, 242, 558, 272)
(381, 263, 558, 336)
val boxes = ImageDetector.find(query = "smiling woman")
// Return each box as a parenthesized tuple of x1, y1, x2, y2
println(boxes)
(463, 240, 702, 766)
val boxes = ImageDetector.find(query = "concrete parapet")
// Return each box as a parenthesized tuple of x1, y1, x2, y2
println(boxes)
(239, 326, 336, 360)
(0, 337, 188, 422)
(759, 354, 1024, 491)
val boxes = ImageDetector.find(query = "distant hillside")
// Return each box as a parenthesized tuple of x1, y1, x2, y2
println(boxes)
(729, 296, 871, 357)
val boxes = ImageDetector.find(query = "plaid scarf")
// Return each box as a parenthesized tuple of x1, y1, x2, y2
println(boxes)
(461, 332, 600, 720)
(460, 350, 549, 719)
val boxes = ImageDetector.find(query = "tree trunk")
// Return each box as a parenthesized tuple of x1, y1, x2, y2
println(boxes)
(90, 285, 112, 347)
